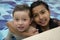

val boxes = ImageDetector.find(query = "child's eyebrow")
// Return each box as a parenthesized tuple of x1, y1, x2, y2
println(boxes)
(14, 17, 19, 19)
(40, 9, 45, 12)
(39, 9, 45, 13)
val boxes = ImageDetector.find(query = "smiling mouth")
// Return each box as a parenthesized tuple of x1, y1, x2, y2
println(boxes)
(18, 27, 24, 30)
(39, 19, 47, 24)
(39, 21, 45, 24)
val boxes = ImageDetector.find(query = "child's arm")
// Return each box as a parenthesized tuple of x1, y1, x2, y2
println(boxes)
(6, 21, 17, 34)
(6, 21, 39, 37)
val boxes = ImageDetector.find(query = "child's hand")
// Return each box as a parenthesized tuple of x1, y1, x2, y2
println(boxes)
(22, 27, 39, 37)
(28, 27, 39, 35)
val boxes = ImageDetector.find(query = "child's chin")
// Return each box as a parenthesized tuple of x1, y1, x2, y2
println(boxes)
(18, 29, 25, 32)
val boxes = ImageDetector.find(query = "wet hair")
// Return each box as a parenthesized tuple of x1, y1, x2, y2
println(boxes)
(30, 1, 49, 16)
(12, 4, 32, 18)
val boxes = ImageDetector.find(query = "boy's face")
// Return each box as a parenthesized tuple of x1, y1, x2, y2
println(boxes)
(32, 5, 50, 27)
(13, 10, 31, 32)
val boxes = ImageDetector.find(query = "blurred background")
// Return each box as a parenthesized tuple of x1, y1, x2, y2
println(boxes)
(0, 0, 60, 40)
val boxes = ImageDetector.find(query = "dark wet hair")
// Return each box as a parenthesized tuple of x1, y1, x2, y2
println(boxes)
(12, 4, 32, 18)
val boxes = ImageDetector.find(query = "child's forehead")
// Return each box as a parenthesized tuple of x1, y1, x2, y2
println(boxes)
(14, 10, 30, 13)
(14, 10, 30, 15)
(14, 11, 30, 18)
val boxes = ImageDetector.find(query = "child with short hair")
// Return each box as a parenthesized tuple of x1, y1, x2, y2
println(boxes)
(4, 4, 38, 40)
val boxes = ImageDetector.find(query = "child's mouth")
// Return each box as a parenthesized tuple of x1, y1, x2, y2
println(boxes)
(18, 26, 24, 30)
(39, 19, 47, 24)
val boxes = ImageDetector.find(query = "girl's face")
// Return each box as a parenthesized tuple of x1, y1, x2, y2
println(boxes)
(13, 10, 31, 32)
(32, 5, 50, 27)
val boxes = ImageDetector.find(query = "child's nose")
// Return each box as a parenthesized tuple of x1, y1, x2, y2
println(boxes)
(39, 14, 43, 19)
(18, 20, 23, 25)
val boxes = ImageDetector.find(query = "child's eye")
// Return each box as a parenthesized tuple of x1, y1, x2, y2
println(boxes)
(23, 19, 27, 21)
(33, 14, 38, 17)
(15, 19, 19, 21)
(40, 10, 45, 14)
